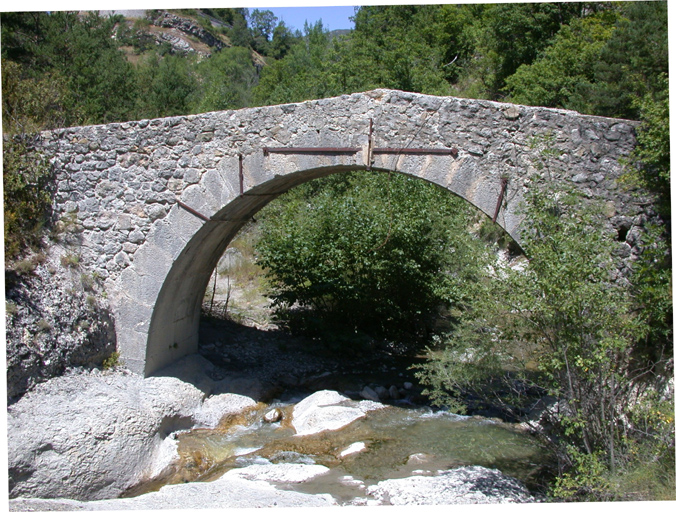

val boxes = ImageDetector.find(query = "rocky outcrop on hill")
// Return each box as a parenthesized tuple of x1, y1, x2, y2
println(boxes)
(5, 243, 116, 402)
(148, 11, 228, 52)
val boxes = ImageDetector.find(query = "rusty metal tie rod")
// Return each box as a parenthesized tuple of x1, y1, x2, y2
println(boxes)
(492, 177, 509, 223)
(263, 146, 457, 156)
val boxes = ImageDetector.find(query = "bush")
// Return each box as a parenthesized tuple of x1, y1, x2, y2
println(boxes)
(255, 171, 488, 351)
(3, 137, 54, 262)
(102, 351, 120, 370)
(415, 172, 674, 499)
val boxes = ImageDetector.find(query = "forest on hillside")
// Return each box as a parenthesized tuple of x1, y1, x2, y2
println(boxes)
(2, 2, 670, 253)
(2, 2, 673, 502)
(1, 3, 668, 125)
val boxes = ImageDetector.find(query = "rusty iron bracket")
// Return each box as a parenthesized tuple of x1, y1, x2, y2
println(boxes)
(366, 119, 374, 170)
(263, 146, 458, 157)
(239, 154, 244, 197)
(492, 177, 509, 223)
(177, 200, 211, 223)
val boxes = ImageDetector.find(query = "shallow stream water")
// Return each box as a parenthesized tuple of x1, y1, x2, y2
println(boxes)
(128, 394, 550, 504)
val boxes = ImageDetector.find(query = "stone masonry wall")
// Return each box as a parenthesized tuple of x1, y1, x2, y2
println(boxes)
(24, 89, 651, 377)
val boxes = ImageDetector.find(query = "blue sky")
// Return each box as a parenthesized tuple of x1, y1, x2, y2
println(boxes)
(266, 6, 357, 32)
(10, 3, 360, 31)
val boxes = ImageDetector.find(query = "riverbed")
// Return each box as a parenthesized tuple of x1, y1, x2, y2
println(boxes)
(126, 392, 549, 505)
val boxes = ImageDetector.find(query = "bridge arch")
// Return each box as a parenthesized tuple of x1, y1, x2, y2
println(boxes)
(144, 162, 521, 376)
(42, 89, 643, 376)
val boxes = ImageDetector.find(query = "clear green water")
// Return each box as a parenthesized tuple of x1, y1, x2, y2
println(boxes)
(129, 399, 550, 502)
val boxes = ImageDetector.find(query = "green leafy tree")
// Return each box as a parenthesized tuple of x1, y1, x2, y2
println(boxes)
(504, 10, 619, 112)
(587, 0, 668, 120)
(477, 1, 593, 97)
(191, 47, 258, 113)
(253, 21, 343, 105)
(227, 8, 253, 48)
(629, 74, 670, 214)
(135, 53, 199, 119)
(247, 9, 278, 55)
(416, 168, 674, 499)
(3, 138, 53, 261)
(268, 21, 296, 60)
(255, 172, 487, 351)
(2, 59, 72, 261)
(1, 11, 138, 125)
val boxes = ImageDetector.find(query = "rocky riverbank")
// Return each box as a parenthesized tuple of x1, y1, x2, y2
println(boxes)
(10, 464, 534, 510)
(7, 343, 541, 509)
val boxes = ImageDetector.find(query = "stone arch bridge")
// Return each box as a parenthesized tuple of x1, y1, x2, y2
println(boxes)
(41, 89, 644, 376)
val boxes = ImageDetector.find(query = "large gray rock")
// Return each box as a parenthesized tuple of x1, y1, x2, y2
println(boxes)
(193, 393, 257, 428)
(291, 390, 387, 436)
(7, 360, 259, 501)
(5, 243, 116, 401)
(366, 465, 535, 505)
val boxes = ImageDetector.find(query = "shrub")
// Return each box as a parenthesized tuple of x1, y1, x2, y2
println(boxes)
(255, 171, 488, 350)
(415, 173, 674, 499)
(102, 351, 120, 370)
(61, 253, 80, 268)
(3, 138, 54, 262)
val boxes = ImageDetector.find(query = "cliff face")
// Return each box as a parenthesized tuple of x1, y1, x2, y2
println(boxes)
(5, 242, 116, 402)
(148, 11, 229, 53)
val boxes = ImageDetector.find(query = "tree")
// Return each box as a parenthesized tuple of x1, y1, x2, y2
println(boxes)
(135, 53, 198, 119)
(504, 10, 619, 112)
(1, 11, 138, 125)
(268, 21, 296, 60)
(416, 168, 674, 499)
(252, 21, 343, 105)
(255, 172, 488, 352)
(248, 9, 278, 55)
(191, 47, 258, 113)
(587, 0, 668, 120)
(228, 8, 253, 48)
(2, 59, 73, 261)
(629, 73, 670, 214)
(477, 1, 592, 97)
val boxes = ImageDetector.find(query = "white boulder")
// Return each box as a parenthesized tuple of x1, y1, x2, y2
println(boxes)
(193, 393, 257, 428)
(223, 463, 330, 483)
(291, 390, 387, 436)
(366, 466, 535, 505)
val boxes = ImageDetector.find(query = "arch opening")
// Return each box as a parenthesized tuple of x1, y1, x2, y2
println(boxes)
(145, 163, 523, 377)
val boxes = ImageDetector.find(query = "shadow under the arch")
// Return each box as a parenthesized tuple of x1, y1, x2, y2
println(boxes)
(150, 314, 430, 406)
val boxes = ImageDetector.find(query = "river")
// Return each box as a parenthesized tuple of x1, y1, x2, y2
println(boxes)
(124, 382, 551, 503)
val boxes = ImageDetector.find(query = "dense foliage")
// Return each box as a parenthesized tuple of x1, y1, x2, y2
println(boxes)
(415, 153, 673, 500)
(255, 172, 487, 352)
(2, 3, 669, 124)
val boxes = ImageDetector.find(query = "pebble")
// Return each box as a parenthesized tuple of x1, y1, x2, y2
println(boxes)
(263, 408, 283, 423)
(340, 442, 367, 457)
(360, 386, 380, 402)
